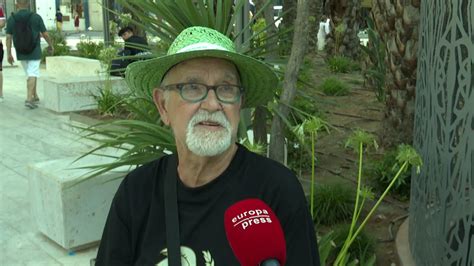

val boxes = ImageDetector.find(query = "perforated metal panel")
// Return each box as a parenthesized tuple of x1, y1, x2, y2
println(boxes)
(409, 0, 474, 265)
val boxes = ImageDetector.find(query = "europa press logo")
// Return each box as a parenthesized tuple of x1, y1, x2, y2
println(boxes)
(232, 208, 273, 230)
(224, 199, 287, 265)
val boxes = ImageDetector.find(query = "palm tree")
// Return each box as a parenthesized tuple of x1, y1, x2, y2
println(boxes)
(307, 0, 323, 52)
(371, 0, 420, 145)
(282, 0, 297, 30)
(269, 0, 311, 163)
(325, 0, 362, 59)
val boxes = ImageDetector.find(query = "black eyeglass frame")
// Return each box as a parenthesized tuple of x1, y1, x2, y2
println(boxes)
(162, 83, 244, 104)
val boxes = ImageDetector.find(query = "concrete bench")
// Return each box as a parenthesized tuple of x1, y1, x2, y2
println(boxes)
(43, 56, 129, 113)
(46, 56, 104, 77)
(43, 76, 128, 113)
(28, 155, 130, 250)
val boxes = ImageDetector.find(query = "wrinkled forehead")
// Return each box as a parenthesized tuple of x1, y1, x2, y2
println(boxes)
(162, 57, 241, 85)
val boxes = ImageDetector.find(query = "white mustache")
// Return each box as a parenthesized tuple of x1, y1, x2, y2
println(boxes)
(189, 110, 231, 130)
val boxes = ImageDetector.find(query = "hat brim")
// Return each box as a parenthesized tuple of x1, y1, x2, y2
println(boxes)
(125, 50, 279, 108)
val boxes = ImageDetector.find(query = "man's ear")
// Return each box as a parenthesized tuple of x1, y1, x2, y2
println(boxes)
(152, 88, 170, 126)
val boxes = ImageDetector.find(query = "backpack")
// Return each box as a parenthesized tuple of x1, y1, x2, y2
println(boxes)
(12, 13, 38, 54)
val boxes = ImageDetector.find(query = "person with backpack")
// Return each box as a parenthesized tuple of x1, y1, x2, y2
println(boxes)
(5, 0, 54, 109)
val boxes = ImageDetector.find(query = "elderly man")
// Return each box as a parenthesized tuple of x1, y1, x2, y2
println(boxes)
(96, 26, 320, 265)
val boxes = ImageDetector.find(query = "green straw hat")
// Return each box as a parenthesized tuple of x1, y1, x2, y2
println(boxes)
(125, 26, 279, 108)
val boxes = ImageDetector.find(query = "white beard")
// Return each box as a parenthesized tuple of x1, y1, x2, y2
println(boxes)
(185, 110, 233, 157)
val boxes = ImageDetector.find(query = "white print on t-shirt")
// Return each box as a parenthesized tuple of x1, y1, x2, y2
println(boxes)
(156, 246, 215, 266)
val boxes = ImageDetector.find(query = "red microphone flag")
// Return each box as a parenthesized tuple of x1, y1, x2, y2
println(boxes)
(224, 198, 286, 266)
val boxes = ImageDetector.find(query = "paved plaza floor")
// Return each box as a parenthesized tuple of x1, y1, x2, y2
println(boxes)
(1, 33, 104, 265)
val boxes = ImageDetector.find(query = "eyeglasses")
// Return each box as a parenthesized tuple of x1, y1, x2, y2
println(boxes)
(163, 83, 243, 104)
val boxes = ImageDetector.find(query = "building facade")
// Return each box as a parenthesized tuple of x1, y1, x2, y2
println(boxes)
(2, 0, 103, 32)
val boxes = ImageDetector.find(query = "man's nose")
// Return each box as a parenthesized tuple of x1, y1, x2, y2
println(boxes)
(200, 89, 222, 111)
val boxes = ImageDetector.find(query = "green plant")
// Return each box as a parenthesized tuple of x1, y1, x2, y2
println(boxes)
(240, 138, 266, 156)
(333, 131, 422, 265)
(311, 184, 354, 225)
(361, 16, 387, 102)
(284, 99, 325, 175)
(289, 93, 319, 125)
(327, 56, 356, 73)
(98, 47, 118, 73)
(77, 37, 105, 59)
(298, 58, 314, 85)
(118, 13, 133, 27)
(332, 224, 376, 264)
(91, 46, 122, 116)
(319, 78, 350, 96)
(41, 28, 70, 61)
(73, 119, 175, 184)
(93, 86, 123, 116)
(108, 20, 118, 44)
(293, 117, 329, 219)
(368, 150, 412, 199)
(251, 18, 267, 49)
(332, 23, 346, 55)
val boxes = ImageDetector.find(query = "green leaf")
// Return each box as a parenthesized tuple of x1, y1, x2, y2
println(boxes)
(345, 129, 378, 153)
(396, 144, 423, 173)
(317, 231, 335, 265)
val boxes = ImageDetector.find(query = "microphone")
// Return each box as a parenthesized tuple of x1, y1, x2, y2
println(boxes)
(224, 199, 286, 266)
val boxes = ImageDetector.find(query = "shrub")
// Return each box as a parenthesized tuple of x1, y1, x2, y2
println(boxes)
(251, 18, 267, 49)
(93, 86, 124, 117)
(310, 184, 354, 225)
(367, 150, 412, 199)
(298, 58, 314, 85)
(41, 28, 70, 61)
(98, 47, 118, 72)
(77, 38, 105, 59)
(287, 133, 311, 175)
(319, 78, 350, 96)
(327, 56, 358, 73)
(330, 224, 376, 264)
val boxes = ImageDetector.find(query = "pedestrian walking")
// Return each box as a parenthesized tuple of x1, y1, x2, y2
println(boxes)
(74, 12, 80, 32)
(6, 0, 54, 109)
(55, 8, 63, 33)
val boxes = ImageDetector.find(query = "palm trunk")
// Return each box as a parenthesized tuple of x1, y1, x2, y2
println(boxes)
(251, 0, 279, 145)
(372, 0, 420, 145)
(325, 0, 362, 59)
(269, 0, 310, 163)
(307, 0, 323, 52)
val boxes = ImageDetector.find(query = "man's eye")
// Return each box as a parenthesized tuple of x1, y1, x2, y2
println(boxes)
(183, 84, 201, 90)
(219, 85, 238, 94)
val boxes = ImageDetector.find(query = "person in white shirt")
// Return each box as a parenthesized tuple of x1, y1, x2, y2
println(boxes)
(317, 15, 330, 51)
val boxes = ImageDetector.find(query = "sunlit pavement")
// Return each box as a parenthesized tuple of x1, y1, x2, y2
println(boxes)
(0, 48, 100, 266)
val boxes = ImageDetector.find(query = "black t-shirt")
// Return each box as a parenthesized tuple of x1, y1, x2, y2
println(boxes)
(95, 144, 320, 265)
(124, 35, 148, 56)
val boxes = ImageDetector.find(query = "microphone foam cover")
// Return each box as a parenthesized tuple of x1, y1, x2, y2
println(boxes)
(224, 199, 286, 266)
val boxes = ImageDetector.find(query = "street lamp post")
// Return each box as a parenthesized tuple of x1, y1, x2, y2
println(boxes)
(102, 0, 111, 46)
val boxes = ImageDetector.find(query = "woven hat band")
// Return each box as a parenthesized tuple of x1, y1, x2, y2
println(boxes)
(175, 42, 231, 54)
